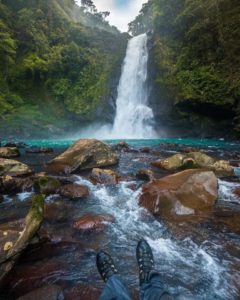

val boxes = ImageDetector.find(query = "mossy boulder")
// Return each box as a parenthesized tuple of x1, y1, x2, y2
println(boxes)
(45, 139, 119, 175)
(34, 176, 61, 195)
(0, 147, 20, 159)
(152, 152, 233, 177)
(0, 158, 32, 177)
(0, 194, 45, 283)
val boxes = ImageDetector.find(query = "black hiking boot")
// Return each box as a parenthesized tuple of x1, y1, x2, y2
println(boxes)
(96, 250, 118, 282)
(136, 239, 154, 285)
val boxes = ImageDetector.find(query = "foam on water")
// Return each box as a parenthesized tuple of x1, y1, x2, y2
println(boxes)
(218, 179, 240, 204)
(74, 176, 237, 299)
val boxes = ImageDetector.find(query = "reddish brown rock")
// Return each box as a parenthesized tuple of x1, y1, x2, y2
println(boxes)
(60, 184, 90, 199)
(73, 214, 115, 233)
(139, 169, 218, 218)
(17, 284, 63, 300)
(90, 168, 119, 185)
(65, 284, 101, 300)
(234, 188, 240, 197)
(45, 139, 118, 175)
(136, 169, 155, 181)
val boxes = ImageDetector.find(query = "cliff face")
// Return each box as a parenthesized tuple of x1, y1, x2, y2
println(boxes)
(147, 35, 235, 138)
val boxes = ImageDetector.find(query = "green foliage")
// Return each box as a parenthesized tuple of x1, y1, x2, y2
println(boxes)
(130, 0, 240, 133)
(0, 0, 127, 136)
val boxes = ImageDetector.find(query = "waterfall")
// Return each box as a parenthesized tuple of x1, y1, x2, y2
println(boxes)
(75, 33, 156, 139)
(111, 33, 155, 138)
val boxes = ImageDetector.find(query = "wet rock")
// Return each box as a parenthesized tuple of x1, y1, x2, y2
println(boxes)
(5, 260, 69, 297)
(34, 176, 61, 195)
(44, 202, 73, 222)
(0, 194, 45, 283)
(0, 147, 20, 158)
(214, 201, 240, 233)
(26, 147, 54, 154)
(45, 139, 119, 175)
(139, 169, 218, 218)
(73, 214, 115, 233)
(136, 169, 155, 181)
(234, 188, 240, 197)
(0, 158, 32, 177)
(212, 160, 234, 177)
(0, 175, 34, 193)
(90, 168, 119, 185)
(65, 283, 101, 300)
(111, 141, 129, 152)
(0, 195, 3, 203)
(4, 142, 27, 148)
(140, 147, 151, 154)
(17, 284, 64, 300)
(60, 184, 89, 199)
(152, 152, 233, 177)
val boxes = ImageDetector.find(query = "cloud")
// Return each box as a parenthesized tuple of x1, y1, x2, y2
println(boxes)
(77, 0, 147, 32)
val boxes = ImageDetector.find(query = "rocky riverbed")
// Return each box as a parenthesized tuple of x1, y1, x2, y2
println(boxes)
(0, 139, 239, 299)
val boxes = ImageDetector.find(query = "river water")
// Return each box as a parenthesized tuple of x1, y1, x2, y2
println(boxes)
(1, 139, 240, 299)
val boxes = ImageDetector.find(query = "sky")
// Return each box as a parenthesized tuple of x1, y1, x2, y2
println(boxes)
(77, 0, 147, 32)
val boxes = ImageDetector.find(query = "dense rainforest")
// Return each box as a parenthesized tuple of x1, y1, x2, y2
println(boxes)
(130, 0, 240, 137)
(0, 0, 128, 138)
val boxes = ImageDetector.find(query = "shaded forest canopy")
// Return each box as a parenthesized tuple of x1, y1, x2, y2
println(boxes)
(0, 0, 128, 137)
(129, 0, 240, 136)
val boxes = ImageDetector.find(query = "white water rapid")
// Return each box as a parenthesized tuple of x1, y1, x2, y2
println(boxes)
(75, 33, 156, 139)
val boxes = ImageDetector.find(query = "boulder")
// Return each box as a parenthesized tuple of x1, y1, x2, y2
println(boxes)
(26, 147, 53, 154)
(60, 184, 90, 199)
(65, 283, 101, 300)
(0, 194, 45, 283)
(0, 158, 32, 177)
(139, 169, 218, 218)
(111, 141, 129, 152)
(212, 160, 234, 177)
(17, 284, 64, 300)
(136, 169, 155, 181)
(73, 214, 115, 233)
(0, 147, 20, 158)
(90, 168, 119, 185)
(45, 139, 119, 175)
(0, 175, 34, 193)
(34, 176, 61, 195)
(152, 152, 233, 176)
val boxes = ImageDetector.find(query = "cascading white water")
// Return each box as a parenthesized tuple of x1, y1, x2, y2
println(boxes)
(111, 33, 155, 138)
(74, 33, 156, 139)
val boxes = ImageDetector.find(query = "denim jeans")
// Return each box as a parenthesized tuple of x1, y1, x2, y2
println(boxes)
(99, 272, 172, 300)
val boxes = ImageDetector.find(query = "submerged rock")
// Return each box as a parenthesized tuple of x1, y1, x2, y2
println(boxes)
(60, 184, 90, 199)
(0, 158, 32, 177)
(136, 169, 155, 181)
(26, 147, 53, 154)
(152, 152, 234, 176)
(139, 169, 218, 218)
(17, 284, 64, 300)
(34, 176, 61, 195)
(90, 168, 119, 185)
(73, 214, 115, 233)
(45, 139, 119, 175)
(0, 194, 45, 283)
(0, 147, 20, 158)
